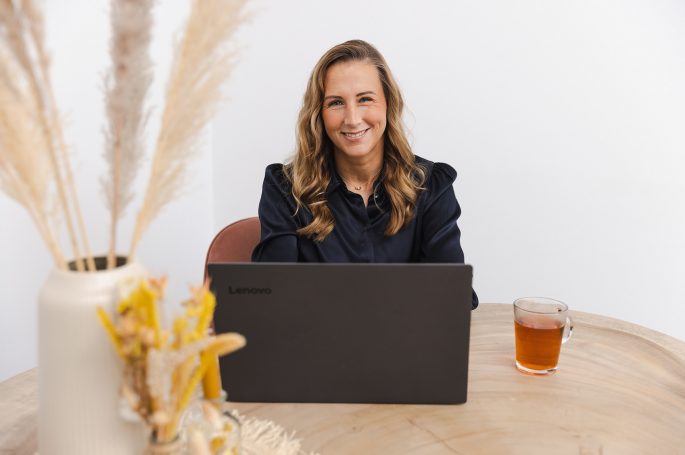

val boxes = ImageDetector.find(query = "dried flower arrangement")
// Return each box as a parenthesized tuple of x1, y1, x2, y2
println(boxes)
(0, 0, 248, 271)
(2, 0, 251, 451)
(97, 277, 246, 445)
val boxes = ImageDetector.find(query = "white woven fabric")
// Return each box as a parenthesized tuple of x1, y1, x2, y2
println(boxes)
(233, 411, 318, 455)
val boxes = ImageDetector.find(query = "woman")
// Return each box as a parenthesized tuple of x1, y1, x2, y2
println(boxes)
(252, 39, 478, 308)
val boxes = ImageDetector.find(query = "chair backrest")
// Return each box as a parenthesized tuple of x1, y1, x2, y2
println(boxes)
(204, 217, 261, 278)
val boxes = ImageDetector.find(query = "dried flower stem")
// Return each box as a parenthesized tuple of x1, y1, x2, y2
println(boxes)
(103, 0, 154, 269)
(108, 141, 122, 269)
(96, 307, 125, 357)
(0, 148, 67, 268)
(0, 31, 66, 268)
(23, 0, 96, 272)
(40, 112, 85, 271)
(20, 188, 67, 267)
(128, 0, 247, 260)
(1, 0, 91, 271)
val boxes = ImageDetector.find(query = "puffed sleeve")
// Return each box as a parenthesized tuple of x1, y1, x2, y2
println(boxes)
(251, 164, 300, 262)
(419, 162, 478, 308)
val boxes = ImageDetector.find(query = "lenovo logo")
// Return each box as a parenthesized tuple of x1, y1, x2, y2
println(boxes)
(228, 286, 272, 295)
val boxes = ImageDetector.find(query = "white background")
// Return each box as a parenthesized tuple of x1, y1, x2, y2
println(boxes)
(1, 0, 684, 381)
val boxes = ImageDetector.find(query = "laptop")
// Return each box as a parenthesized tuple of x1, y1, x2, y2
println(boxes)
(208, 263, 473, 404)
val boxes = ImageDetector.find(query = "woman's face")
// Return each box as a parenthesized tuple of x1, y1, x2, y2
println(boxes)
(321, 60, 387, 162)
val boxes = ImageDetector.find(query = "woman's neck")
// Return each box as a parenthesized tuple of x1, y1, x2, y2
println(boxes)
(333, 150, 383, 206)
(334, 150, 384, 187)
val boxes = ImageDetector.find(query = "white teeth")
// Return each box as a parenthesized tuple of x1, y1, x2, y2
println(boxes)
(343, 129, 367, 139)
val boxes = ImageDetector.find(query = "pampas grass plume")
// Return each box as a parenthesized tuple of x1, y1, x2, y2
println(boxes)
(102, 0, 154, 268)
(129, 0, 248, 258)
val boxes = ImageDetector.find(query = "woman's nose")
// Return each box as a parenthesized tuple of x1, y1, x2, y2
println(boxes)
(343, 105, 362, 127)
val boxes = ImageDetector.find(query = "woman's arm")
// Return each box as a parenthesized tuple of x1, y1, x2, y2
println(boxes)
(419, 183, 465, 263)
(419, 162, 478, 308)
(251, 164, 299, 262)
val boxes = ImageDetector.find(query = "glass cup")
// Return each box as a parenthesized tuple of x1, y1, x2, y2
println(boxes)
(513, 297, 573, 375)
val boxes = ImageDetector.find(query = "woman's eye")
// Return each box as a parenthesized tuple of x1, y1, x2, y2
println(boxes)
(327, 99, 343, 107)
(359, 96, 373, 103)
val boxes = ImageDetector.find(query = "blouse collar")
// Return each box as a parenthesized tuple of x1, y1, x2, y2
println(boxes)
(326, 155, 386, 196)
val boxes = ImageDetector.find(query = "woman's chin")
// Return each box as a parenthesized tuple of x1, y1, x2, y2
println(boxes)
(335, 143, 383, 161)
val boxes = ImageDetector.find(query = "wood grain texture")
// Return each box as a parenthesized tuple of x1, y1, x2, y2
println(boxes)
(2, 304, 685, 454)
(0, 369, 37, 455)
(230, 304, 685, 454)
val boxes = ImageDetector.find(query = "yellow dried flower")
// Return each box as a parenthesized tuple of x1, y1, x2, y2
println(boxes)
(96, 277, 246, 444)
(148, 276, 168, 299)
(141, 328, 155, 347)
(96, 307, 124, 358)
(151, 410, 170, 427)
(173, 318, 187, 336)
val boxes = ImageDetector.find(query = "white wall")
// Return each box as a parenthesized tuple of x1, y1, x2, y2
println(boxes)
(2, 0, 685, 381)
(213, 0, 685, 337)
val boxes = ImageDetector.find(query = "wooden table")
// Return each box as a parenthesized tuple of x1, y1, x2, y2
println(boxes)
(2, 304, 685, 454)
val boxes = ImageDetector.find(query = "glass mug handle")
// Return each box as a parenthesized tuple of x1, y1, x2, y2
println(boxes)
(562, 315, 574, 344)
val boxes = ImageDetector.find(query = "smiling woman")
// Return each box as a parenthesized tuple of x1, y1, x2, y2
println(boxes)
(251, 39, 478, 308)
(322, 62, 387, 168)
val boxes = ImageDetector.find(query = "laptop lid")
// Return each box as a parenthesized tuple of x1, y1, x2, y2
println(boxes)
(208, 263, 473, 404)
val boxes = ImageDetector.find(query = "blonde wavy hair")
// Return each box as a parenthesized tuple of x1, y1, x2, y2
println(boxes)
(286, 39, 426, 241)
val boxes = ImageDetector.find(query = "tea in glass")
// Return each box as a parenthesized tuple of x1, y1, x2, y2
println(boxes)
(513, 297, 573, 375)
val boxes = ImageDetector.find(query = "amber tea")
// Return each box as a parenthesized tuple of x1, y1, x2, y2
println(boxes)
(515, 319, 563, 371)
(513, 297, 573, 375)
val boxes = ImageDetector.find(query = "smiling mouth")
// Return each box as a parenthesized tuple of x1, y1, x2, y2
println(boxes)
(341, 128, 369, 139)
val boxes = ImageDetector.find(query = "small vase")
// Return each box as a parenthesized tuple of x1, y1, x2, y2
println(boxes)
(146, 435, 184, 455)
(182, 392, 241, 454)
(211, 393, 241, 455)
(38, 256, 148, 455)
(219, 410, 241, 455)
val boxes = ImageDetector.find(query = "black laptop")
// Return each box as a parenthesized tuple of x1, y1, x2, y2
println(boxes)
(208, 263, 473, 404)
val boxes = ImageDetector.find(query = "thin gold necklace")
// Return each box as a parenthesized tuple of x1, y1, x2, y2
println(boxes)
(340, 169, 382, 192)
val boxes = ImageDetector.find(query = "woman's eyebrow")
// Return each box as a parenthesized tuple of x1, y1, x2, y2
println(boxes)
(323, 91, 376, 101)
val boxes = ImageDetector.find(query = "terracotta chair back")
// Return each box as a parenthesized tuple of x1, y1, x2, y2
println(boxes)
(204, 217, 261, 279)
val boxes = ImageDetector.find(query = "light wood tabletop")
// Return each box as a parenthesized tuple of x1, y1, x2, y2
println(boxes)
(2, 303, 685, 454)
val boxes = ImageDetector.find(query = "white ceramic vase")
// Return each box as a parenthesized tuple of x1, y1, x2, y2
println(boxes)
(38, 259, 148, 455)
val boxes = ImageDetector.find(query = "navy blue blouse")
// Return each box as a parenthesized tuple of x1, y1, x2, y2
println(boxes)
(252, 156, 478, 308)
